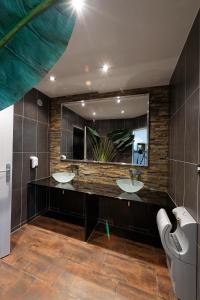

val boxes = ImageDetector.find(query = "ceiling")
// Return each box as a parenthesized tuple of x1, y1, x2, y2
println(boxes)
(64, 94, 149, 120)
(37, 0, 199, 98)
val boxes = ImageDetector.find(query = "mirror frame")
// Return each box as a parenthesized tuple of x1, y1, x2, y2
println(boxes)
(60, 93, 150, 167)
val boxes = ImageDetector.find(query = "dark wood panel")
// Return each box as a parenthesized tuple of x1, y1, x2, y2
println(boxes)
(49, 188, 84, 217)
(85, 194, 99, 241)
(130, 202, 149, 233)
(98, 196, 132, 228)
(59, 190, 84, 216)
(49, 187, 60, 211)
(35, 186, 48, 214)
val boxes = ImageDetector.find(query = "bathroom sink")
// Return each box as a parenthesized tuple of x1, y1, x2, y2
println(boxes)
(52, 172, 75, 183)
(116, 179, 144, 193)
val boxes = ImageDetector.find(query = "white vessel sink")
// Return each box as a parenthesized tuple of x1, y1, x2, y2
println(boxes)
(52, 172, 75, 183)
(116, 179, 144, 193)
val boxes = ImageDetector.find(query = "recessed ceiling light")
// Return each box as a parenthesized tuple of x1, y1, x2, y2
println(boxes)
(81, 101, 85, 107)
(117, 97, 121, 103)
(121, 110, 125, 114)
(71, 0, 85, 13)
(101, 64, 109, 73)
(50, 75, 56, 82)
(93, 112, 96, 116)
(86, 80, 91, 87)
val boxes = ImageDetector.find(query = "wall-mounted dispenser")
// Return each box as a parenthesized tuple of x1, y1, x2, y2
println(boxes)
(60, 154, 67, 161)
(157, 207, 197, 300)
(30, 156, 38, 169)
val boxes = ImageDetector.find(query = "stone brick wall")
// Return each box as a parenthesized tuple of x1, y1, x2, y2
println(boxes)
(49, 86, 169, 191)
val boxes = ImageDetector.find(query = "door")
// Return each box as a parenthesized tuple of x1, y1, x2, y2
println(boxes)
(0, 106, 13, 258)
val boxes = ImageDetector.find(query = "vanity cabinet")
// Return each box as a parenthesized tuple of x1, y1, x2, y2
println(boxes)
(129, 201, 149, 233)
(99, 196, 157, 238)
(49, 188, 60, 211)
(49, 188, 84, 218)
(29, 178, 175, 246)
(99, 196, 132, 228)
(36, 185, 49, 213)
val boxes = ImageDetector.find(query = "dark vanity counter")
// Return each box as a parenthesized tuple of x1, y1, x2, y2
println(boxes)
(30, 177, 173, 208)
(29, 177, 175, 246)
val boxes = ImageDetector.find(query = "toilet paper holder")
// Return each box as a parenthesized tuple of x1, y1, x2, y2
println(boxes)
(157, 207, 197, 300)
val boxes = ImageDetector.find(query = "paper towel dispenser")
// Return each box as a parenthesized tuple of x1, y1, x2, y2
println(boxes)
(157, 207, 197, 300)
(30, 156, 38, 169)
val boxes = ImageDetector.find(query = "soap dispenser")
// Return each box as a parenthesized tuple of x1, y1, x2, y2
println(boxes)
(30, 156, 38, 169)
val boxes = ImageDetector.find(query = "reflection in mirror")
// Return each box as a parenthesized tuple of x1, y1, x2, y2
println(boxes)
(60, 94, 149, 166)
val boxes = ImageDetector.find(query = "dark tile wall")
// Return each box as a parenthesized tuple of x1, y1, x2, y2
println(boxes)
(61, 106, 87, 158)
(169, 9, 199, 298)
(90, 114, 147, 136)
(12, 89, 50, 232)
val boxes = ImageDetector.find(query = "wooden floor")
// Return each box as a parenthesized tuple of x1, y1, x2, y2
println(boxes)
(0, 216, 176, 300)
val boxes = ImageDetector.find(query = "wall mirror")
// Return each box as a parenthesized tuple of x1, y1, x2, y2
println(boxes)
(60, 94, 149, 166)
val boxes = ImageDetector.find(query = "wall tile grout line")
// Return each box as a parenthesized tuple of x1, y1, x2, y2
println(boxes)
(168, 158, 198, 166)
(170, 86, 199, 121)
(14, 113, 49, 125)
(19, 96, 24, 227)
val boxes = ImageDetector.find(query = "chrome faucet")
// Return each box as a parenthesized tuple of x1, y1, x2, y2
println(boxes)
(71, 164, 79, 176)
(129, 169, 142, 183)
(129, 169, 135, 183)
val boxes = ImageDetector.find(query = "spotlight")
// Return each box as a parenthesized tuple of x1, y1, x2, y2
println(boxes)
(101, 64, 109, 73)
(86, 80, 92, 87)
(71, 0, 85, 13)
(117, 97, 121, 103)
(50, 75, 56, 82)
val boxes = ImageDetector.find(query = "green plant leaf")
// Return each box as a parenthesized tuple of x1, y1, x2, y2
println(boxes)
(0, 0, 76, 110)
(108, 129, 134, 152)
(92, 137, 117, 162)
(87, 126, 100, 146)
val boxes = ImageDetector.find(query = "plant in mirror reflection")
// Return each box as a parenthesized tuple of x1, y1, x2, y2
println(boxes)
(87, 127, 134, 162)
(92, 137, 117, 162)
(87, 127, 117, 161)
(87, 126, 100, 145)
(108, 129, 134, 152)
